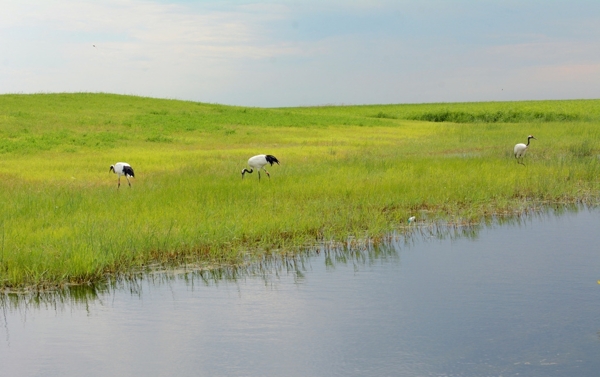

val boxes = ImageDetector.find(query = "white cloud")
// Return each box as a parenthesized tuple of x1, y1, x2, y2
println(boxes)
(1, 0, 301, 101)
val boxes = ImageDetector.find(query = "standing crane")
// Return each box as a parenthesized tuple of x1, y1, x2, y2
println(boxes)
(514, 135, 537, 165)
(241, 154, 280, 181)
(109, 162, 135, 188)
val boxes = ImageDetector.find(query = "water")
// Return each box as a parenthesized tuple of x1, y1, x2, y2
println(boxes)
(2, 208, 600, 377)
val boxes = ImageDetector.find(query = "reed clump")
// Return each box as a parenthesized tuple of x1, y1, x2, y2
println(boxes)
(1, 94, 599, 289)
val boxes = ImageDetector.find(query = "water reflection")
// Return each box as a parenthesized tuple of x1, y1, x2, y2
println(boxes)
(0, 285, 108, 314)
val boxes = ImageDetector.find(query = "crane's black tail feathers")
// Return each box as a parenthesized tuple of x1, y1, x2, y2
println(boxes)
(265, 155, 280, 166)
(123, 166, 135, 177)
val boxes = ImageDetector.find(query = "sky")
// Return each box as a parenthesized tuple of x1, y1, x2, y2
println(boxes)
(1, 0, 599, 107)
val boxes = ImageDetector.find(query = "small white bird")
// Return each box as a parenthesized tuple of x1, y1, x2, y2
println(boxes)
(109, 162, 135, 188)
(241, 154, 280, 181)
(408, 216, 416, 224)
(514, 135, 537, 165)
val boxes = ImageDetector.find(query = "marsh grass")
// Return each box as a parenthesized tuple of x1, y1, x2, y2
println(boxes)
(1, 94, 599, 289)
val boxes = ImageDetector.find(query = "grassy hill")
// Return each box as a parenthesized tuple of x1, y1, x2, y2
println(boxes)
(1, 93, 599, 289)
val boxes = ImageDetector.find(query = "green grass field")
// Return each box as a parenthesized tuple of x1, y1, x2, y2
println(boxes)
(1, 93, 599, 290)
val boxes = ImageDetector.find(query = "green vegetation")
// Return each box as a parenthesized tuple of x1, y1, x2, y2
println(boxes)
(1, 93, 599, 290)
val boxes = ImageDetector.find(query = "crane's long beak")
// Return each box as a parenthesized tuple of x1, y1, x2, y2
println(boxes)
(109, 166, 114, 173)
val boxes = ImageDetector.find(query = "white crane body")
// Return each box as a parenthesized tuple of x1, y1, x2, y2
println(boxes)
(109, 162, 135, 188)
(514, 135, 536, 165)
(241, 154, 280, 181)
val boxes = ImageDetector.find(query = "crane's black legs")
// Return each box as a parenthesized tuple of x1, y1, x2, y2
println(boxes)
(258, 170, 271, 182)
(117, 176, 132, 188)
(241, 168, 270, 182)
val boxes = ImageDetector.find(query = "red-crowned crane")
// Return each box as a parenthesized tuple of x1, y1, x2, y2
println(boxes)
(109, 162, 135, 188)
(514, 135, 537, 165)
(241, 154, 280, 181)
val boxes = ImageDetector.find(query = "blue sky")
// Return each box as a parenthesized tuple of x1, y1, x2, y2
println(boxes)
(1, 0, 599, 107)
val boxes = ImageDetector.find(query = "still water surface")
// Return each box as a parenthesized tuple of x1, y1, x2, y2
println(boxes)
(2, 208, 600, 377)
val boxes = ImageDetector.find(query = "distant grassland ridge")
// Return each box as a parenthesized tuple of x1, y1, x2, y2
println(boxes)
(367, 100, 600, 123)
(405, 109, 583, 123)
(0, 93, 599, 290)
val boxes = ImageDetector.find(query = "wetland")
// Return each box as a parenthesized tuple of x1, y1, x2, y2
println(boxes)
(1, 94, 598, 289)
(2, 207, 600, 377)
